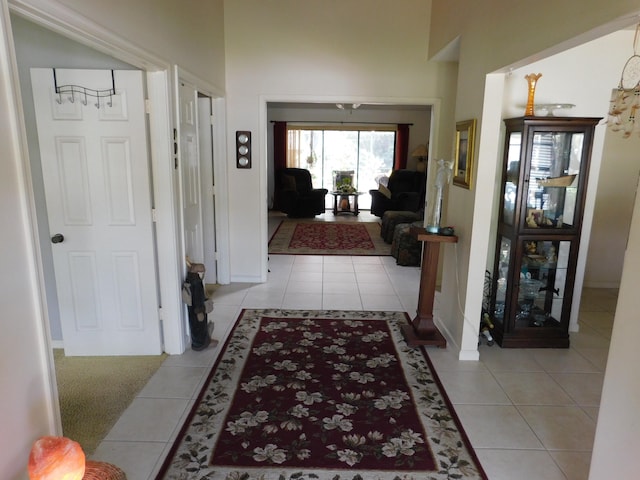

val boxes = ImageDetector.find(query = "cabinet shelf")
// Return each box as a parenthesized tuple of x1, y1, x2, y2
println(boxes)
(537, 174, 577, 187)
(489, 116, 601, 348)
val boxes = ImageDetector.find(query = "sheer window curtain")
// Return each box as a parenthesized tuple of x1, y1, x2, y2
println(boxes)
(274, 122, 306, 169)
(287, 128, 302, 168)
(276, 122, 408, 170)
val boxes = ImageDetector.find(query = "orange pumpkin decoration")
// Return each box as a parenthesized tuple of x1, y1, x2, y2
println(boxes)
(28, 436, 85, 480)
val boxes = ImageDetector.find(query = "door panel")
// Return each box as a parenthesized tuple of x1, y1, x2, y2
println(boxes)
(68, 252, 100, 330)
(31, 68, 162, 356)
(179, 81, 204, 264)
(198, 96, 217, 283)
(103, 138, 136, 224)
(57, 137, 92, 224)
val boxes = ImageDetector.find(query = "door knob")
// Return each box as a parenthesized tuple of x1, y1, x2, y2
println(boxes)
(51, 233, 64, 244)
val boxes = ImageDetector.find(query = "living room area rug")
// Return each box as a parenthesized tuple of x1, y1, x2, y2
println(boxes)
(268, 220, 390, 256)
(156, 309, 487, 479)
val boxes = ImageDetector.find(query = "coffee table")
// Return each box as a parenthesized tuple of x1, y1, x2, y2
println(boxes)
(331, 191, 363, 216)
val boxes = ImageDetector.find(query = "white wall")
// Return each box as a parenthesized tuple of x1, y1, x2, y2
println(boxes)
(584, 127, 639, 288)
(54, 0, 226, 88)
(430, 0, 640, 76)
(0, 3, 59, 477)
(589, 180, 640, 478)
(224, 0, 458, 282)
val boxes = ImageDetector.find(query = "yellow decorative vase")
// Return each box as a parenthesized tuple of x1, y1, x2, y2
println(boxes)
(524, 73, 542, 116)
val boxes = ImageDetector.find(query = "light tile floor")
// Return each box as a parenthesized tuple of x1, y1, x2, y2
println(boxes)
(92, 212, 617, 480)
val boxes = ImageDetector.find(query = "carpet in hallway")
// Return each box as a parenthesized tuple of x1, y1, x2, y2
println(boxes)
(156, 309, 486, 479)
(268, 220, 390, 256)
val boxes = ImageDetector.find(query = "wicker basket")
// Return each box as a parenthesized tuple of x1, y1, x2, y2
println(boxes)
(83, 460, 127, 480)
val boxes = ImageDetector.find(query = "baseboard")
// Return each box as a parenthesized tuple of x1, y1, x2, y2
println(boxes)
(433, 319, 480, 360)
(50, 339, 64, 349)
(458, 349, 481, 361)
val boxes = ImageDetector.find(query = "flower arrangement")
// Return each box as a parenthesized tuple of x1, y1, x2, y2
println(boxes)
(335, 172, 356, 193)
(337, 182, 356, 194)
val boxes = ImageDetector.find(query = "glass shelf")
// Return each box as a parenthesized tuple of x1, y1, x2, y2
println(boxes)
(503, 128, 586, 232)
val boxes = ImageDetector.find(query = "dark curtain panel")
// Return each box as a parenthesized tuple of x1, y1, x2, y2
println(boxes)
(273, 121, 287, 171)
(394, 124, 410, 170)
(272, 122, 288, 211)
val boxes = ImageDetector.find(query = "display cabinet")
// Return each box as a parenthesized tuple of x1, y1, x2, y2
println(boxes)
(490, 116, 601, 347)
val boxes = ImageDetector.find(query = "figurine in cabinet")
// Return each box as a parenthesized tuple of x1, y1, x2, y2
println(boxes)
(546, 245, 557, 264)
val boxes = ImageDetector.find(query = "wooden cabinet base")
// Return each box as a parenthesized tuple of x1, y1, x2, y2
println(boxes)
(401, 323, 447, 347)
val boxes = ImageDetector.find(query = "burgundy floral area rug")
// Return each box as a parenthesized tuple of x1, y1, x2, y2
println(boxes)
(156, 310, 487, 480)
(268, 221, 391, 256)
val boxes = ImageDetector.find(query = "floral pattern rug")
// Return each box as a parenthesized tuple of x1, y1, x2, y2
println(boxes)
(157, 310, 487, 480)
(268, 221, 391, 256)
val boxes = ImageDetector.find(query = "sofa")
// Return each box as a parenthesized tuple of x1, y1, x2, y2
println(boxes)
(369, 169, 426, 217)
(274, 168, 328, 218)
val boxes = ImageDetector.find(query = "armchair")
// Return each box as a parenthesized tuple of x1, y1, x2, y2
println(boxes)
(274, 168, 328, 218)
(369, 169, 426, 217)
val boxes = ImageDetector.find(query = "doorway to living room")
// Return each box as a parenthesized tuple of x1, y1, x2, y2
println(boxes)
(286, 126, 396, 210)
(267, 102, 433, 217)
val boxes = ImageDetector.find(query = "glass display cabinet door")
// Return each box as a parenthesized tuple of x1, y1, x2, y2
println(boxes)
(514, 238, 572, 329)
(493, 236, 511, 322)
(502, 132, 521, 226)
(523, 131, 585, 230)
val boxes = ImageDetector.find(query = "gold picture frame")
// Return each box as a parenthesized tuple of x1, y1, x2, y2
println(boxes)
(453, 119, 477, 189)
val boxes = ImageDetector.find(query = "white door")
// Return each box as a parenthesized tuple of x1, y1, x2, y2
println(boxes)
(31, 68, 162, 356)
(178, 81, 205, 264)
(198, 96, 217, 283)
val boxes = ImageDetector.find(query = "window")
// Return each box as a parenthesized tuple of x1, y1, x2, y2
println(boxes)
(287, 126, 396, 209)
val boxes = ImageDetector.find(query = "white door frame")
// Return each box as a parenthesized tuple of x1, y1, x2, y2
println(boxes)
(7, 0, 229, 362)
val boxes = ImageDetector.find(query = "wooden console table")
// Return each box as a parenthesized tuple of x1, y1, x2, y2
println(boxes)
(401, 227, 458, 347)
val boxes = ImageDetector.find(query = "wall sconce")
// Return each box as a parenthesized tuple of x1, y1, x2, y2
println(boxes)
(411, 143, 428, 173)
(236, 131, 251, 168)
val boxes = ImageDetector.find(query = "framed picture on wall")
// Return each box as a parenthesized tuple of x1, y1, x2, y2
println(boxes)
(453, 119, 477, 189)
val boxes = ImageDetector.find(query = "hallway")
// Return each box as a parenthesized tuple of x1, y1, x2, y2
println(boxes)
(90, 214, 614, 479)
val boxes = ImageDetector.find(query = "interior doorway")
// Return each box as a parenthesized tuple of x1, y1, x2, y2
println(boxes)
(266, 102, 433, 215)
(286, 127, 397, 210)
